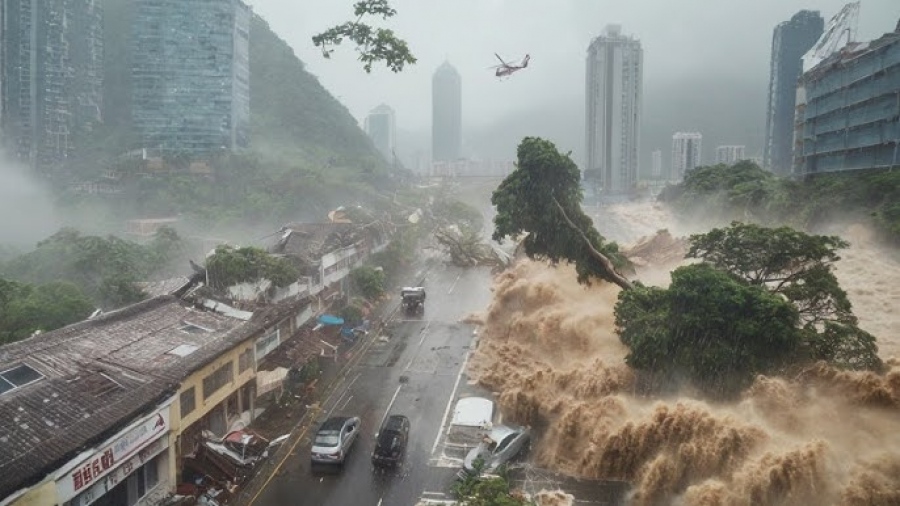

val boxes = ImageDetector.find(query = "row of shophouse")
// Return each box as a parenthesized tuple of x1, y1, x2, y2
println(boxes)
(0, 221, 392, 506)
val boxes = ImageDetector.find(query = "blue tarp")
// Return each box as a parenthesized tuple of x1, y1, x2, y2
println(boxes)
(317, 314, 345, 326)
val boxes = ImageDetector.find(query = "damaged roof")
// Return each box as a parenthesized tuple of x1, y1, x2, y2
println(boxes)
(271, 222, 384, 264)
(0, 293, 285, 499)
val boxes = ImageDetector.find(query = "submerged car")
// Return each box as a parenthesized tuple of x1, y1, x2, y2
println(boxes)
(372, 415, 410, 468)
(311, 416, 361, 465)
(462, 424, 531, 474)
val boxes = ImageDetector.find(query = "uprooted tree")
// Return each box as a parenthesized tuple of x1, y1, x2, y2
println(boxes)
(491, 137, 633, 289)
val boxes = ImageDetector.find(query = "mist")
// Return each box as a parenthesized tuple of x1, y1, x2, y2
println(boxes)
(0, 153, 60, 249)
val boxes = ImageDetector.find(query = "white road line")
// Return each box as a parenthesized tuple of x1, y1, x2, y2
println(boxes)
(446, 273, 462, 294)
(326, 372, 362, 418)
(339, 395, 353, 410)
(376, 498, 383, 506)
(418, 320, 433, 347)
(430, 348, 472, 455)
(378, 384, 403, 430)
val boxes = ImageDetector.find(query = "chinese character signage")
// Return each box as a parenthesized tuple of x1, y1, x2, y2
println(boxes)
(56, 407, 170, 502)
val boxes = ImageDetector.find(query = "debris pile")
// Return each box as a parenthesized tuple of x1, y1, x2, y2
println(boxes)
(434, 225, 510, 268)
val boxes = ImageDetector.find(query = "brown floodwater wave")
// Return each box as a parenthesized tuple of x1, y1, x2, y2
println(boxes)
(467, 257, 900, 506)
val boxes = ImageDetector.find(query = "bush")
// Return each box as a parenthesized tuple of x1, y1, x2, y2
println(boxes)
(349, 266, 386, 301)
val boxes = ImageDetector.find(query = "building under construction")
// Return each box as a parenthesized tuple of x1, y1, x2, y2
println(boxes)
(793, 12, 900, 175)
(0, 0, 104, 175)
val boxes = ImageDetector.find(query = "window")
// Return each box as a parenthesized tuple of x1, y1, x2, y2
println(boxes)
(0, 364, 44, 395)
(202, 362, 233, 400)
(238, 348, 253, 373)
(254, 330, 280, 361)
(180, 387, 196, 418)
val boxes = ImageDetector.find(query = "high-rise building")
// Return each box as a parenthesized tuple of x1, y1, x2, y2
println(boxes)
(764, 10, 824, 174)
(585, 24, 643, 195)
(364, 104, 396, 162)
(0, 0, 104, 173)
(794, 21, 900, 175)
(131, 0, 250, 154)
(715, 145, 747, 165)
(672, 132, 702, 180)
(432, 61, 462, 162)
(651, 149, 662, 179)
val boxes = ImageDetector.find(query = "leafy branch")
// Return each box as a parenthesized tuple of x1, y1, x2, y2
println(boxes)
(312, 0, 416, 73)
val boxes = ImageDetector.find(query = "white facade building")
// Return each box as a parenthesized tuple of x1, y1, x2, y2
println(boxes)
(715, 145, 746, 165)
(672, 132, 703, 181)
(585, 24, 643, 195)
(364, 104, 396, 162)
(651, 149, 662, 178)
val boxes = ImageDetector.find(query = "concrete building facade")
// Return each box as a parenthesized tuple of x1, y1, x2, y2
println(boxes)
(131, 0, 250, 154)
(0, 0, 104, 174)
(651, 149, 662, 179)
(794, 24, 900, 175)
(432, 61, 461, 162)
(672, 132, 702, 180)
(585, 24, 643, 195)
(364, 104, 396, 162)
(715, 145, 747, 165)
(764, 10, 824, 174)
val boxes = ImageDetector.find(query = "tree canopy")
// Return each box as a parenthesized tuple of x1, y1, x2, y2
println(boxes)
(205, 246, 300, 290)
(492, 137, 632, 289)
(615, 222, 882, 398)
(0, 278, 95, 345)
(312, 0, 416, 73)
(1, 227, 183, 308)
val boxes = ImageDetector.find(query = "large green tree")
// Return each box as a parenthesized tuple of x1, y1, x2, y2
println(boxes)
(492, 137, 632, 289)
(687, 222, 881, 370)
(616, 264, 801, 397)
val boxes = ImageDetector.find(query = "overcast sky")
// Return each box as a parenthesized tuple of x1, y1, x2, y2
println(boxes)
(246, 0, 898, 165)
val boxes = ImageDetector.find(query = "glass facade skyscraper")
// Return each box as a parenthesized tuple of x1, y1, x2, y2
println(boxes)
(764, 10, 824, 174)
(0, 0, 103, 173)
(131, 0, 250, 154)
(432, 61, 461, 163)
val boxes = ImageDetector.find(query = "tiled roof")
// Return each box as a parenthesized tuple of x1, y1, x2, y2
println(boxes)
(0, 293, 306, 499)
(271, 222, 387, 264)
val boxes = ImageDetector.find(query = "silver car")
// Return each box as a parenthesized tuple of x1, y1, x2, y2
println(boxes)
(462, 424, 531, 474)
(311, 416, 361, 465)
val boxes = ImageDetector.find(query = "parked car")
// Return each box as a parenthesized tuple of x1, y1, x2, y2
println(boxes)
(462, 424, 531, 475)
(311, 416, 361, 465)
(372, 415, 410, 468)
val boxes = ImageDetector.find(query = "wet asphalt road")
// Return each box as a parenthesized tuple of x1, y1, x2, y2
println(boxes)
(253, 263, 495, 506)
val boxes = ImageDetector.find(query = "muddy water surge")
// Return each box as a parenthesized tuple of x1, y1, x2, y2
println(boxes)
(467, 206, 900, 506)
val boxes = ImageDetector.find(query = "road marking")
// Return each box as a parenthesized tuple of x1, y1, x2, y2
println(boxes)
(339, 395, 353, 411)
(326, 372, 361, 418)
(430, 347, 473, 455)
(405, 320, 434, 371)
(447, 273, 462, 294)
(418, 320, 433, 347)
(378, 384, 403, 430)
(376, 498, 383, 506)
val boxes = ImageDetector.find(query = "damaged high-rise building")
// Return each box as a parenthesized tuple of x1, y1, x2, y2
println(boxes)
(0, 0, 104, 174)
(131, 0, 251, 154)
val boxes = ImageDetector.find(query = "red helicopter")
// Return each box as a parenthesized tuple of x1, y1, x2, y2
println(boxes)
(490, 53, 530, 79)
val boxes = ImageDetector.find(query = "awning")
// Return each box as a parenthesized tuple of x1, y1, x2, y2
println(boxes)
(317, 314, 344, 326)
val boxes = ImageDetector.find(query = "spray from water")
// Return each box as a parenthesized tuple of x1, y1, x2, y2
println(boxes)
(468, 205, 900, 505)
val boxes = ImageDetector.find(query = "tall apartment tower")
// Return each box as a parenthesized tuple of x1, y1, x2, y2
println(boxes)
(365, 104, 396, 162)
(432, 61, 462, 162)
(764, 10, 824, 174)
(672, 132, 702, 180)
(0, 0, 104, 173)
(131, 0, 250, 154)
(585, 24, 643, 195)
(715, 145, 746, 165)
(651, 149, 662, 179)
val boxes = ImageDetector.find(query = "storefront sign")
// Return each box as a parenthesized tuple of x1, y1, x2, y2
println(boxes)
(64, 435, 169, 506)
(56, 407, 170, 502)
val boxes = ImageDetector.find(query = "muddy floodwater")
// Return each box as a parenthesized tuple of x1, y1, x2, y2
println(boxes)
(467, 203, 900, 506)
